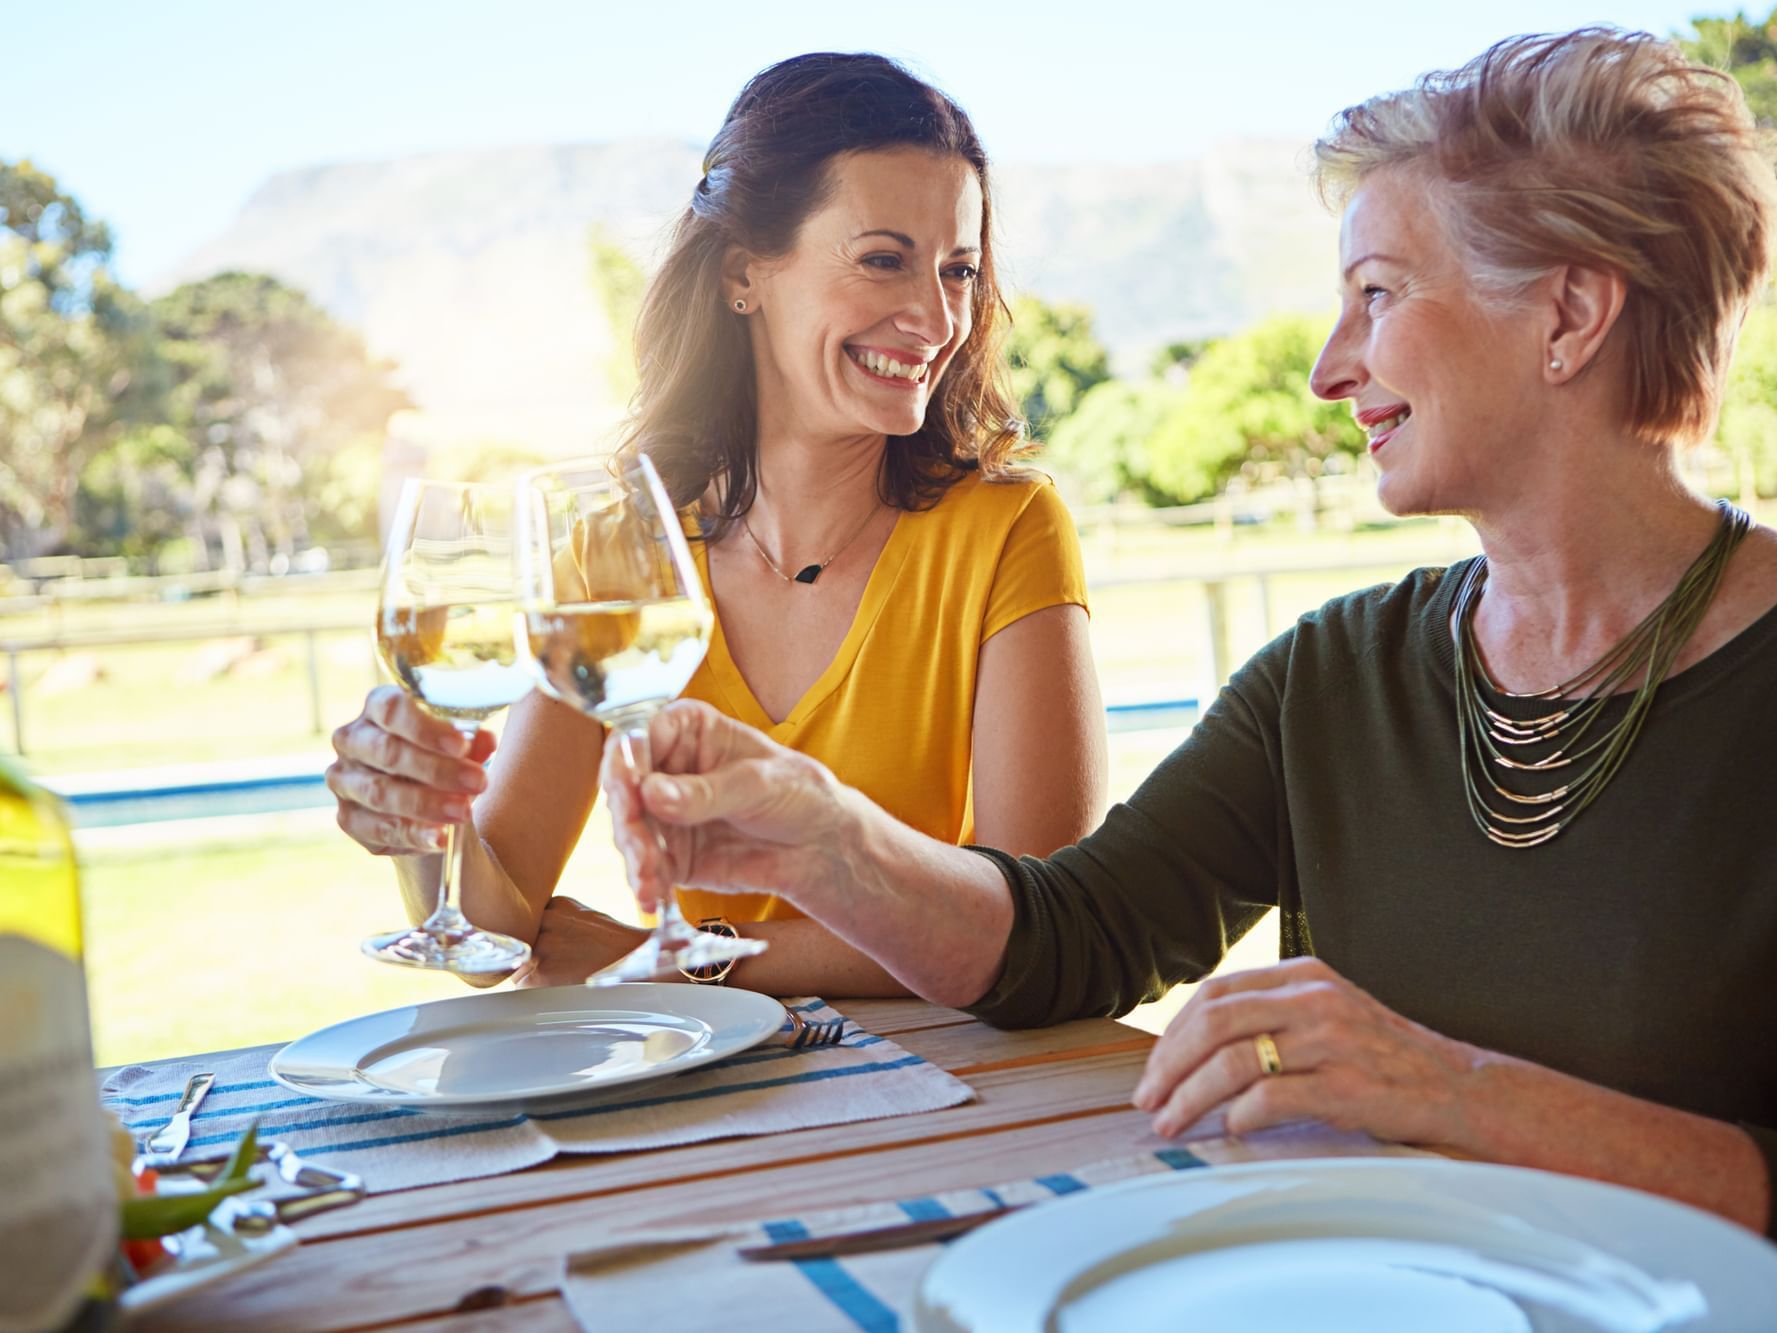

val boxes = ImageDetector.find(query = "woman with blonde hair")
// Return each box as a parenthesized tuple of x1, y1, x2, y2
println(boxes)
(602, 28, 1777, 1234)
(326, 53, 1107, 993)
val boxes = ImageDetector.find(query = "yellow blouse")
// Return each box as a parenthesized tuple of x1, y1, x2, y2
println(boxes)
(674, 472, 1088, 924)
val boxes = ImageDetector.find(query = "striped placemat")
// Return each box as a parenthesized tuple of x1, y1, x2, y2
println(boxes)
(559, 1127, 1427, 1332)
(99, 999, 972, 1194)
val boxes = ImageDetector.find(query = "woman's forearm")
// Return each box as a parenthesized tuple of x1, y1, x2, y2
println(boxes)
(1466, 1050, 1771, 1233)
(728, 917, 913, 998)
(782, 786, 1018, 1008)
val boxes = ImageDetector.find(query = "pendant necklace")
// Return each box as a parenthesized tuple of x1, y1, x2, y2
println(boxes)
(742, 504, 879, 586)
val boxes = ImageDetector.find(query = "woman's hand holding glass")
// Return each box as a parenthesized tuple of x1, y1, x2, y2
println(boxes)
(515, 456, 767, 984)
(328, 685, 494, 856)
(600, 699, 851, 913)
(600, 698, 1018, 1011)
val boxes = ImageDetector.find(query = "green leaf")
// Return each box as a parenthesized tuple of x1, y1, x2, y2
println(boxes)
(222, 1118, 260, 1184)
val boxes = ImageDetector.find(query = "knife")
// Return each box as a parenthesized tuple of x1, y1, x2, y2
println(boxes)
(737, 1203, 1025, 1262)
(141, 1071, 216, 1162)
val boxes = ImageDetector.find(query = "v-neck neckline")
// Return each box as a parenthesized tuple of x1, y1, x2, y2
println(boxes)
(694, 511, 914, 735)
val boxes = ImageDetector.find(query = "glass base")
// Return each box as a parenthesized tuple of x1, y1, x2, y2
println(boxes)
(584, 919, 768, 986)
(361, 913, 531, 976)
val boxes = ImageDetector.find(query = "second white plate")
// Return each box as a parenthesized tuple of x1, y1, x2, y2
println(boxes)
(913, 1157, 1777, 1332)
(269, 983, 785, 1112)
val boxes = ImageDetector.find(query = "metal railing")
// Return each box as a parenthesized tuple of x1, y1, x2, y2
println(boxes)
(2, 615, 366, 755)
(1, 546, 1478, 757)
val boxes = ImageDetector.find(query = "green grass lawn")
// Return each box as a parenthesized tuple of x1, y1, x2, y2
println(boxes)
(81, 820, 465, 1066)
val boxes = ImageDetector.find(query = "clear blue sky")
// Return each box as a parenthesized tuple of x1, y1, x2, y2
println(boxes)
(9, 0, 1717, 285)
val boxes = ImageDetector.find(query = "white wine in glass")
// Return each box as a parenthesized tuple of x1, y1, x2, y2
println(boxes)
(523, 597, 712, 717)
(516, 455, 766, 985)
(363, 479, 535, 975)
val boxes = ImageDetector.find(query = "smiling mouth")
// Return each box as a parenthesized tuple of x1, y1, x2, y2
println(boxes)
(846, 346, 929, 383)
(1362, 405, 1411, 445)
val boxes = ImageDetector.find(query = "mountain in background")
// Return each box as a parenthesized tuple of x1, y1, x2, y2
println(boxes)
(159, 138, 1338, 451)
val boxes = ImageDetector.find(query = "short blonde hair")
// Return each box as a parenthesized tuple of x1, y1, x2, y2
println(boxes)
(1314, 28, 1777, 444)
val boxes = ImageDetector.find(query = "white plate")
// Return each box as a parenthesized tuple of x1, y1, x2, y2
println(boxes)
(913, 1158, 1777, 1332)
(269, 983, 785, 1112)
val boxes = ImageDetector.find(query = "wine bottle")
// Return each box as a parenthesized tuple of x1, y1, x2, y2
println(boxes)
(0, 757, 114, 1331)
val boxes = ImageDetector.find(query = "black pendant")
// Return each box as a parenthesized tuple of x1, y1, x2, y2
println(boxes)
(794, 564, 822, 584)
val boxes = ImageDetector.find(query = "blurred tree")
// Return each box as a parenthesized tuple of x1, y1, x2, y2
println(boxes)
(1149, 337, 1211, 382)
(1718, 299, 1777, 499)
(1046, 379, 1190, 505)
(1681, 10, 1777, 124)
(152, 272, 410, 571)
(0, 159, 165, 560)
(1642, 15, 1777, 495)
(74, 424, 193, 561)
(588, 226, 645, 407)
(1004, 295, 1111, 438)
(1146, 314, 1363, 508)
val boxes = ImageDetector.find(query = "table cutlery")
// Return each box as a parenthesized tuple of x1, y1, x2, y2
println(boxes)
(140, 1072, 215, 1162)
(143, 1139, 365, 1233)
(739, 1203, 1023, 1261)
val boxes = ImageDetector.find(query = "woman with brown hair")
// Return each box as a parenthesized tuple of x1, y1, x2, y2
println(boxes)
(600, 29, 1777, 1234)
(326, 53, 1107, 994)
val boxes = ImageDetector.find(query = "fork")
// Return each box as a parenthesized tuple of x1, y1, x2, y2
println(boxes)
(782, 1011, 846, 1050)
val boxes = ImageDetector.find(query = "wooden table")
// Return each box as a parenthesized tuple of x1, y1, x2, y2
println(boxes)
(122, 1000, 1209, 1331)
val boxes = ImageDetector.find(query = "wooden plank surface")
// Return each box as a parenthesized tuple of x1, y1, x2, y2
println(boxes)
(131, 1018, 1150, 1332)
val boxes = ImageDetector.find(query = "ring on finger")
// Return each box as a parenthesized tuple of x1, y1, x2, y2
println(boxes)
(1253, 1031, 1284, 1077)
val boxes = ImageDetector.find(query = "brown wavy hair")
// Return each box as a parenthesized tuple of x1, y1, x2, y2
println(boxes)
(615, 52, 1027, 536)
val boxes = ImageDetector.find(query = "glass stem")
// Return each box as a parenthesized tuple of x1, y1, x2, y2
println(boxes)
(617, 714, 688, 934)
(425, 723, 479, 940)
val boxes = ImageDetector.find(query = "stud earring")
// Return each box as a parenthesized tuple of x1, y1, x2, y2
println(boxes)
(733, 299, 747, 312)
(1549, 358, 1564, 372)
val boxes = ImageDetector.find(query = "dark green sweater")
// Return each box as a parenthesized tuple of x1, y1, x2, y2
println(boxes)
(969, 561, 1777, 1231)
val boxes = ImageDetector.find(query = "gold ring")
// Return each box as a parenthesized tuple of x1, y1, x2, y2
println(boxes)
(1253, 1032, 1283, 1077)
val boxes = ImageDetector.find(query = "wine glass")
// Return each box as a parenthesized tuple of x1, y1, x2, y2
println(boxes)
(362, 478, 535, 974)
(515, 455, 767, 984)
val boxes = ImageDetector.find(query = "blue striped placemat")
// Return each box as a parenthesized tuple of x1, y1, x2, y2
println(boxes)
(99, 999, 973, 1194)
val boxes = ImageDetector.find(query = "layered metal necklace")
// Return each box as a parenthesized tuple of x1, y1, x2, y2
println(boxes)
(1453, 500, 1750, 849)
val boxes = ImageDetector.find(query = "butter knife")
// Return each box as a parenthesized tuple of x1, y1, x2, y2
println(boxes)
(141, 1071, 216, 1162)
(738, 1204, 1024, 1262)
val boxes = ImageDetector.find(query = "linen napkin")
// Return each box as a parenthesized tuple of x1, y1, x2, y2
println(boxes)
(558, 1127, 1425, 1333)
(100, 1000, 972, 1194)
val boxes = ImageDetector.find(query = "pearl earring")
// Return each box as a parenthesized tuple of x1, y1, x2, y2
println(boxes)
(1549, 358, 1564, 372)
(733, 299, 746, 312)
